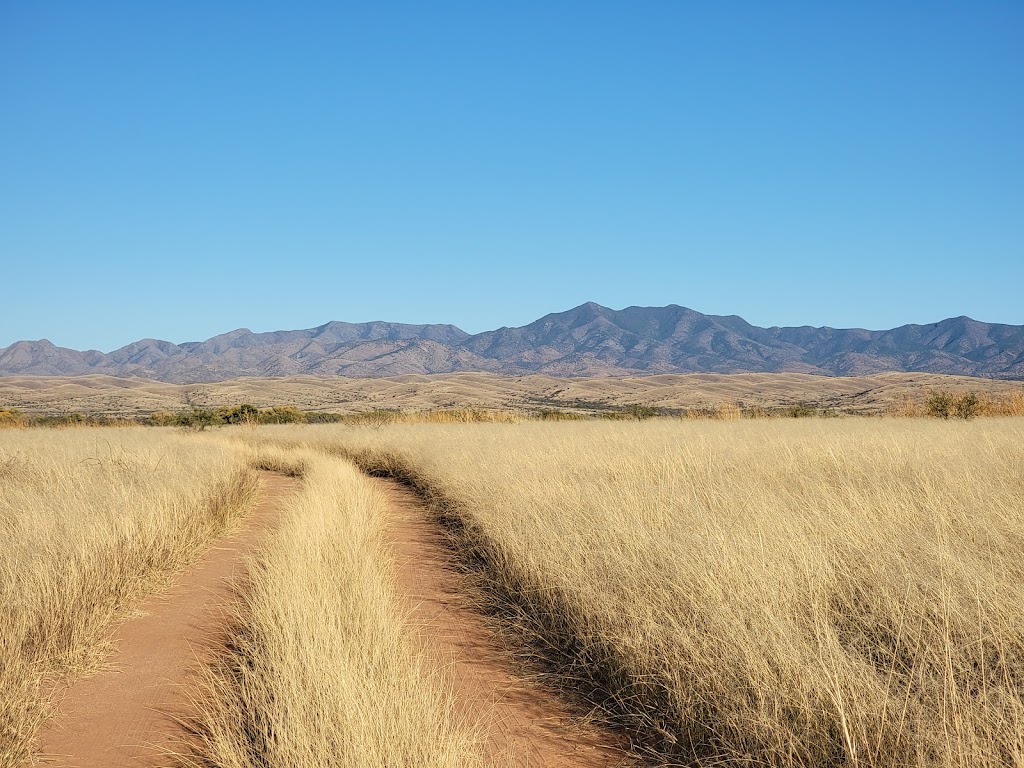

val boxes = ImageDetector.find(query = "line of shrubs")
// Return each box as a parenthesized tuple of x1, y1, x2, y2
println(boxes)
(4, 390, 1021, 430)
(1, 403, 809, 428)
(148, 404, 345, 429)
(901, 390, 1024, 419)
(923, 390, 981, 420)
(0, 405, 351, 429)
(0, 408, 139, 428)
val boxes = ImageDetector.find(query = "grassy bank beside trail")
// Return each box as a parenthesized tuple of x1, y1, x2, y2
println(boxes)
(186, 448, 490, 768)
(0, 429, 256, 768)
(244, 419, 1024, 767)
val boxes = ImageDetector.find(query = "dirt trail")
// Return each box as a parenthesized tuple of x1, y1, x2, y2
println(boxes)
(37, 472, 298, 768)
(375, 478, 630, 768)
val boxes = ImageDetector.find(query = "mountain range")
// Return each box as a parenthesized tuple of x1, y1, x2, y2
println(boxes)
(2, 303, 1022, 383)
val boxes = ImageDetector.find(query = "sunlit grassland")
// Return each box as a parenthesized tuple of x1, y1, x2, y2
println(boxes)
(185, 447, 490, 768)
(6, 416, 1023, 767)
(246, 418, 1024, 767)
(0, 429, 256, 767)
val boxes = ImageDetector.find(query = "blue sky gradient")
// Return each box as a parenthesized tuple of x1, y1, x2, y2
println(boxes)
(2, 2, 1021, 351)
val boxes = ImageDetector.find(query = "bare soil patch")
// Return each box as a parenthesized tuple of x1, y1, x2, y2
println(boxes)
(376, 477, 630, 767)
(36, 473, 298, 767)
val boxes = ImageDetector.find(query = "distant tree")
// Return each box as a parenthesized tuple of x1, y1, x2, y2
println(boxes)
(786, 404, 817, 418)
(180, 407, 217, 430)
(925, 391, 956, 419)
(148, 410, 177, 426)
(262, 406, 306, 424)
(625, 404, 660, 420)
(218, 403, 260, 425)
(925, 390, 980, 420)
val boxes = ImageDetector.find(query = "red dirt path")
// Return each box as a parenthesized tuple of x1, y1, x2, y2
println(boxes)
(36, 473, 298, 767)
(37, 470, 631, 767)
(376, 477, 632, 767)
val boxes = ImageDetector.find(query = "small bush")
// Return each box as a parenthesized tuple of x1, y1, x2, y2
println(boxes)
(350, 409, 401, 428)
(148, 411, 177, 427)
(926, 390, 981, 420)
(624, 404, 660, 421)
(925, 391, 955, 419)
(536, 409, 586, 421)
(304, 411, 346, 424)
(894, 390, 1024, 419)
(179, 407, 217, 431)
(260, 406, 307, 425)
(0, 408, 26, 428)
(216, 404, 260, 425)
(786, 404, 817, 418)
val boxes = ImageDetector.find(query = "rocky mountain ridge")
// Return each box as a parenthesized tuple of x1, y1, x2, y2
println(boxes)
(2, 303, 1021, 382)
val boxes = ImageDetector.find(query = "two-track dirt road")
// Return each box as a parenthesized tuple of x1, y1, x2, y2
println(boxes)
(38, 469, 628, 767)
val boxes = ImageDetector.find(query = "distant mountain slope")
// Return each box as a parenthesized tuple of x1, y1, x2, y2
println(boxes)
(1, 304, 1021, 382)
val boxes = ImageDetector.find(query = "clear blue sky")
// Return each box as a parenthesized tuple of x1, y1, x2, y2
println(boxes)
(2, 2, 1021, 351)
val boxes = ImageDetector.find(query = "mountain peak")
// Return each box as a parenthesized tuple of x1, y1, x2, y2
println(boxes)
(0, 308, 1020, 382)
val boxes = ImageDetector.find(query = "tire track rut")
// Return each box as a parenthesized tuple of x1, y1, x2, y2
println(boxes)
(37, 473, 298, 767)
(376, 478, 630, 767)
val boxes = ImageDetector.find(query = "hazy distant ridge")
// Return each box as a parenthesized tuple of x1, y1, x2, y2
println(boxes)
(2, 303, 1022, 382)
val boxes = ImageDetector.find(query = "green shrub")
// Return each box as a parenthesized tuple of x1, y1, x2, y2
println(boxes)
(216, 403, 260, 425)
(926, 391, 980, 420)
(179, 407, 217, 430)
(304, 411, 346, 424)
(925, 391, 955, 419)
(786, 404, 817, 418)
(148, 411, 178, 427)
(624, 404, 660, 420)
(260, 406, 307, 424)
(536, 409, 586, 421)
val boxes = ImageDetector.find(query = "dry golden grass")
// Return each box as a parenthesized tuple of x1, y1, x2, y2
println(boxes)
(4, 371, 1024, 418)
(8, 416, 1024, 766)
(247, 418, 1024, 767)
(0, 429, 256, 767)
(985, 390, 1024, 415)
(186, 447, 489, 768)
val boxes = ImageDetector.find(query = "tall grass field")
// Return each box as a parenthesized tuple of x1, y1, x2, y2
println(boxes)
(4, 416, 1023, 767)
(0, 429, 256, 766)
(249, 418, 1024, 767)
(186, 447, 490, 768)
